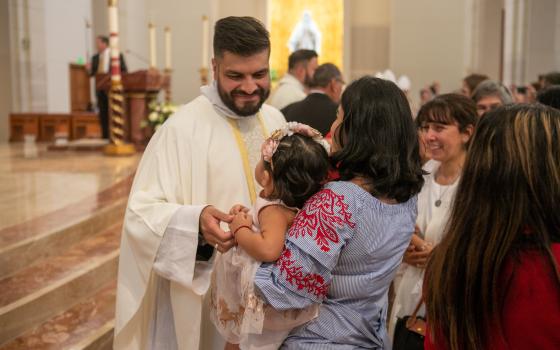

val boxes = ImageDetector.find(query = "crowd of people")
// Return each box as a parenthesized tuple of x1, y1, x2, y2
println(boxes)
(112, 16, 560, 350)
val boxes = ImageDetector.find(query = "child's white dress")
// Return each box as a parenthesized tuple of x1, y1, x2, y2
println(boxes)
(209, 196, 318, 349)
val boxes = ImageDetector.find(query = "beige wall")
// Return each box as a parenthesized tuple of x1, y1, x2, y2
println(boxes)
(348, 0, 391, 80)
(0, 0, 12, 142)
(7, 0, 91, 114)
(91, 0, 212, 105)
(525, 0, 559, 82)
(147, 0, 212, 104)
(556, 1, 560, 69)
(92, 0, 149, 73)
(44, 0, 92, 112)
(217, 0, 266, 23)
(4, 0, 560, 128)
(390, 0, 469, 103)
(472, 0, 502, 80)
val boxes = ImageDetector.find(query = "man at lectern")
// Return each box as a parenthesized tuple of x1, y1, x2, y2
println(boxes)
(88, 35, 128, 140)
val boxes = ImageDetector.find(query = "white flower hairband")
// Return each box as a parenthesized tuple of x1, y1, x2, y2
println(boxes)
(261, 122, 330, 163)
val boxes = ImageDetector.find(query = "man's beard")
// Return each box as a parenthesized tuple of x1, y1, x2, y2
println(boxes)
(217, 80, 270, 117)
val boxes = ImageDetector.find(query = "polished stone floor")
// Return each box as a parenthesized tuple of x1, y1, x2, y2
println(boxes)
(0, 143, 140, 231)
(0, 142, 140, 349)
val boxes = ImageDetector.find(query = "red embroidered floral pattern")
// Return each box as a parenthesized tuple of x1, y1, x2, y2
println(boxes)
(276, 248, 328, 298)
(289, 188, 356, 252)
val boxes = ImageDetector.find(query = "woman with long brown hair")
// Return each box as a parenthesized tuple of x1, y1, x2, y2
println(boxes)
(424, 104, 560, 349)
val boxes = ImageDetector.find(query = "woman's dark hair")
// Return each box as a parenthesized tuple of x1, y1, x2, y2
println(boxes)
(425, 104, 560, 350)
(416, 93, 478, 146)
(331, 76, 424, 203)
(264, 134, 330, 208)
(213, 16, 270, 58)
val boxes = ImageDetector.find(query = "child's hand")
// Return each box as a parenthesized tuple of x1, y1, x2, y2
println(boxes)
(229, 211, 253, 233)
(229, 204, 250, 215)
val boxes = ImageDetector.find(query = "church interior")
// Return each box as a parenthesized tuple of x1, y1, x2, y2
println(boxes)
(1, 0, 559, 349)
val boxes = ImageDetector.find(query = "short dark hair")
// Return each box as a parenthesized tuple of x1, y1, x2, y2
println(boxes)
(97, 35, 109, 46)
(537, 85, 560, 110)
(331, 76, 424, 203)
(463, 73, 489, 94)
(288, 49, 318, 70)
(544, 72, 560, 87)
(213, 16, 270, 58)
(416, 93, 478, 138)
(264, 134, 330, 208)
(311, 63, 341, 88)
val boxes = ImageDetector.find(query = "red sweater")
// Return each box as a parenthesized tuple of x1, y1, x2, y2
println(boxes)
(425, 243, 560, 350)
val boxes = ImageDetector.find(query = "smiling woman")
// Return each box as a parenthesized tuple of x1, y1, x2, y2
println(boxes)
(389, 93, 478, 339)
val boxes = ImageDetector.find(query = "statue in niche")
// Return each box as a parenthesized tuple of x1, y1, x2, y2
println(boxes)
(287, 10, 322, 54)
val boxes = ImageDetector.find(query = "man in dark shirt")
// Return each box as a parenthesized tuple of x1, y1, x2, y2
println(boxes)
(281, 63, 344, 135)
(88, 35, 127, 139)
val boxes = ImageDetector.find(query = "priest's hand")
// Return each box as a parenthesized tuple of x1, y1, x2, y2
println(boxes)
(200, 206, 235, 253)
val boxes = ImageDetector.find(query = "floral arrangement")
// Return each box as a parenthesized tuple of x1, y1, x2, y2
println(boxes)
(142, 101, 178, 131)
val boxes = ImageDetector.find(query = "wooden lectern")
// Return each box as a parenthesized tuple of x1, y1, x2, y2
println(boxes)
(96, 69, 169, 149)
(69, 64, 92, 112)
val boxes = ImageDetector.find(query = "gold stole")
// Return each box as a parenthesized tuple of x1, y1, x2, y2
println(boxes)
(226, 113, 269, 204)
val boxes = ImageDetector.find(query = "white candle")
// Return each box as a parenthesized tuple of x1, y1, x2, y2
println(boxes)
(202, 15, 209, 68)
(149, 22, 157, 68)
(109, 7, 118, 34)
(164, 27, 172, 70)
(108, 1, 120, 80)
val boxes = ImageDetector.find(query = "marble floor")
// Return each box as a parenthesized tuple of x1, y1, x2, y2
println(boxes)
(0, 142, 140, 349)
(0, 143, 140, 230)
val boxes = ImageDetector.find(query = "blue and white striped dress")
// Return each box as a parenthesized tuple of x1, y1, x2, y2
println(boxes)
(254, 181, 417, 349)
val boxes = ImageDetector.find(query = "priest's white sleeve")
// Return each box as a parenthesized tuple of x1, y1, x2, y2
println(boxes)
(153, 205, 214, 295)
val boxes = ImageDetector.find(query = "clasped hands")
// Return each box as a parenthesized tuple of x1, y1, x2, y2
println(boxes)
(199, 204, 253, 253)
(403, 226, 434, 269)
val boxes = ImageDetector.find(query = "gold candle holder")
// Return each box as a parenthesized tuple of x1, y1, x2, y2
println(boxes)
(164, 68, 172, 103)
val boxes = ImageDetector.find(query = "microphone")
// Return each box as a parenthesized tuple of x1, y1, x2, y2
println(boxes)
(125, 49, 150, 65)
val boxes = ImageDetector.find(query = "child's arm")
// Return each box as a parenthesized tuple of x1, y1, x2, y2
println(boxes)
(229, 205, 294, 263)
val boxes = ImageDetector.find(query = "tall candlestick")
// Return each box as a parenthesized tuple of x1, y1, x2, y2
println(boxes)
(201, 15, 209, 68)
(164, 26, 172, 70)
(105, 0, 135, 156)
(149, 22, 157, 68)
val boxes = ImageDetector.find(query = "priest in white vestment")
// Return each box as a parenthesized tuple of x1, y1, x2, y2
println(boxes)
(113, 17, 285, 350)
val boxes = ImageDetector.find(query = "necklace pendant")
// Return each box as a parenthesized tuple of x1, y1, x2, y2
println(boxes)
(435, 199, 442, 207)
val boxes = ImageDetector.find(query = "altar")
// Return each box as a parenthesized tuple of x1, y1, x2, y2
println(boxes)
(9, 65, 170, 150)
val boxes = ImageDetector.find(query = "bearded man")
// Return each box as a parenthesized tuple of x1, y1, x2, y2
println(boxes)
(113, 16, 285, 350)
(269, 49, 318, 110)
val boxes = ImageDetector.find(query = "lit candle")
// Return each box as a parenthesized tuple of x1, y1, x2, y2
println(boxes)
(108, 0, 121, 81)
(201, 15, 209, 68)
(164, 26, 172, 70)
(149, 22, 157, 68)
